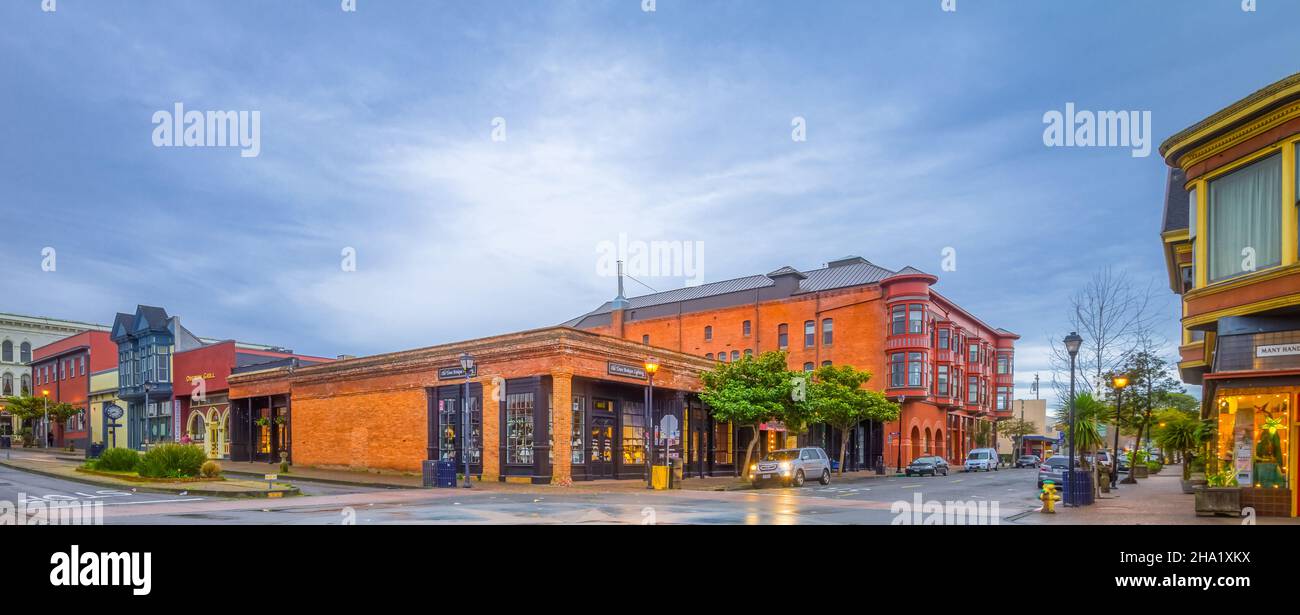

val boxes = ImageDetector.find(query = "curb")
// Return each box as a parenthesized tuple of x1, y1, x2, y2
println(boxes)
(222, 469, 413, 490)
(0, 460, 300, 499)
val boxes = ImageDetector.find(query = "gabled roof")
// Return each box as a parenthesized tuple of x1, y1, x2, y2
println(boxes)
(766, 265, 806, 279)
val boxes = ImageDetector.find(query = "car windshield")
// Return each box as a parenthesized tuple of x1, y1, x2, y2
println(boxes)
(968, 451, 987, 459)
(1047, 458, 1070, 468)
(913, 457, 934, 464)
(762, 451, 799, 461)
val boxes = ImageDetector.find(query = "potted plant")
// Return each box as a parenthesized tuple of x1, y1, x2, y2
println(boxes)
(1194, 466, 1241, 517)
(1183, 457, 1208, 494)
(256, 417, 270, 427)
(1131, 449, 1149, 478)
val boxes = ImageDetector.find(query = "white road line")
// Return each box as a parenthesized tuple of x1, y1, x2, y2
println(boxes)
(102, 498, 207, 506)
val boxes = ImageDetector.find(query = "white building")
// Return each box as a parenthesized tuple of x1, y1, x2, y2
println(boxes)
(0, 311, 109, 398)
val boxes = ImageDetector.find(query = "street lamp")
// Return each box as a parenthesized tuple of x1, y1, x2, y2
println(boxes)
(1111, 373, 1130, 487)
(459, 352, 475, 488)
(41, 389, 50, 449)
(142, 380, 155, 450)
(1063, 332, 1083, 505)
(644, 358, 659, 489)
(895, 395, 906, 473)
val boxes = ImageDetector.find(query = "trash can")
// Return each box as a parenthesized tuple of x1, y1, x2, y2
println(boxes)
(422, 460, 438, 488)
(86, 442, 105, 460)
(0, 435, 10, 450)
(1062, 469, 1094, 506)
(436, 460, 458, 488)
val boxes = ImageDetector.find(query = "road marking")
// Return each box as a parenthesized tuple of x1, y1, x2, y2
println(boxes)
(900, 484, 922, 488)
(101, 498, 207, 506)
(951, 479, 964, 483)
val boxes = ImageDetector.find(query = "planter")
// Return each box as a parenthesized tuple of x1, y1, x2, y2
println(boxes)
(1132, 465, 1149, 479)
(1182, 472, 1207, 494)
(1194, 486, 1241, 517)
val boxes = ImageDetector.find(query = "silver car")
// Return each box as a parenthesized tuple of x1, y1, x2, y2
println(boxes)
(1037, 455, 1082, 489)
(750, 447, 832, 488)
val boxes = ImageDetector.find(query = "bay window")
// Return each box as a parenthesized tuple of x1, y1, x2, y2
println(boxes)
(967, 376, 979, 404)
(890, 353, 905, 387)
(1208, 153, 1282, 282)
(938, 328, 949, 350)
(907, 352, 923, 387)
(997, 355, 1010, 374)
(908, 304, 924, 334)
(937, 365, 949, 396)
(891, 305, 905, 335)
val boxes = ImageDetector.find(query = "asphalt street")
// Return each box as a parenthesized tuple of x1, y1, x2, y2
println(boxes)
(0, 461, 1044, 524)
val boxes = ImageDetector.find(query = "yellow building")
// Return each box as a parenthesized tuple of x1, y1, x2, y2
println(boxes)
(1160, 72, 1300, 517)
(88, 368, 129, 449)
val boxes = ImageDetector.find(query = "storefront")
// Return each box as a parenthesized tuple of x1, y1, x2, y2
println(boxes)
(227, 327, 733, 484)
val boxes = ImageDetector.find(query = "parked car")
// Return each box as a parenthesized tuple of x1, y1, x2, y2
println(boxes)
(750, 447, 832, 488)
(1087, 451, 1112, 469)
(1015, 454, 1040, 468)
(1117, 454, 1129, 472)
(963, 448, 1000, 472)
(905, 456, 950, 477)
(1037, 455, 1082, 489)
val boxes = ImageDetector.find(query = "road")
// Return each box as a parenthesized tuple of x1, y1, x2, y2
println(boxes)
(0, 462, 1044, 524)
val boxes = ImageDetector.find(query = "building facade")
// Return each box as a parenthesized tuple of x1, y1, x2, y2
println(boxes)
(1160, 72, 1300, 516)
(564, 256, 1018, 469)
(227, 327, 720, 483)
(0, 313, 109, 440)
(30, 331, 117, 449)
(996, 398, 1050, 459)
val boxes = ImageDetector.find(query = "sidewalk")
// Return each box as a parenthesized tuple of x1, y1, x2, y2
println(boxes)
(1014, 465, 1300, 525)
(0, 450, 298, 498)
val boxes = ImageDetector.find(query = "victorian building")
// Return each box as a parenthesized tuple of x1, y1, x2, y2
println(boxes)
(0, 312, 109, 441)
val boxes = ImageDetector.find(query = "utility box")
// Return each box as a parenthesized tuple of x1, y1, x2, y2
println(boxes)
(651, 465, 670, 490)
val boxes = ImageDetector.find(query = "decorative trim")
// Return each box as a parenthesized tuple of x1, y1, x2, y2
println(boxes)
(1175, 101, 1300, 170)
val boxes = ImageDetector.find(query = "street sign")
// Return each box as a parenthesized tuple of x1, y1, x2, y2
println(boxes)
(659, 414, 679, 441)
(264, 474, 278, 481)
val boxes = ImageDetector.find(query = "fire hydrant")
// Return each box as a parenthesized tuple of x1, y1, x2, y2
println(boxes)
(1039, 480, 1061, 514)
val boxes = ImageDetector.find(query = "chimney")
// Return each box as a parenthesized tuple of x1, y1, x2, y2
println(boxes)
(610, 260, 630, 337)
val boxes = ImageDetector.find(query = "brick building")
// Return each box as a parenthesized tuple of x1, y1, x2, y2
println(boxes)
(563, 256, 1018, 468)
(30, 330, 118, 449)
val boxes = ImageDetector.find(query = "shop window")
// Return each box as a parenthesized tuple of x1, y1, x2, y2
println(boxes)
(713, 421, 732, 464)
(742, 320, 751, 337)
(704, 326, 712, 342)
(1208, 153, 1282, 282)
(890, 305, 905, 335)
(890, 353, 905, 387)
(505, 392, 535, 465)
(188, 412, 207, 443)
(622, 401, 646, 465)
(438, 398, 460, 461)
(804, 320, 815, 348)
(1217, 392, 1290, 489)
(822, 318, 833, 345)
(777, 324, 788, 349)
(571, 397, 585, 464)
(908, 304, 924, 334)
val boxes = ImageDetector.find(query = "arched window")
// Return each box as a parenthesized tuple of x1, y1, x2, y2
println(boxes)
(188, 412, 207, 442)
(803, 362, 814, 372)
(1, 341, 11, 363)
(1, 373, 11, 396)
(19, 342, 31, 363)
(703, 326, 712, 342)
(730, 350, 739, 361)
(20, 374, 30, 395)
(744, 349, 753, 357)
(705, 353, 713, 360)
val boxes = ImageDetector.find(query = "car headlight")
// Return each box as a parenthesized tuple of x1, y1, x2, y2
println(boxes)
(779, 461, 791, 471)
(749, 464, 757, 472)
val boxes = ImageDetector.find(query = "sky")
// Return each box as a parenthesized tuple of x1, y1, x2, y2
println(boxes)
(2, 0, 1298, 402)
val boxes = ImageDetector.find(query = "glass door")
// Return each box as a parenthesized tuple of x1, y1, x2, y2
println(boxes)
(589, 417, 615, 479)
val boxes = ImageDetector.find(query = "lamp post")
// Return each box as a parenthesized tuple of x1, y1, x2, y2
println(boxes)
(142, 380, 155, 450)
(41, 389, 50, 449)
(644, 358, 658, 489)
(895, 395, 905, 473)
(459, 352, 475, 488)
(1063, 332, 1083, 505)
(1112, 373, 1130, 487)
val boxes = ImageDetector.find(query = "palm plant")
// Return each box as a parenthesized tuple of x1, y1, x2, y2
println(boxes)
(1155, 414, 1198, 480)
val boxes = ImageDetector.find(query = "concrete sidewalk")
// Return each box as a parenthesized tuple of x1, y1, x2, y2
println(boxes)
(1014, 464, 1300, 525)
(0, 451, 299, 498)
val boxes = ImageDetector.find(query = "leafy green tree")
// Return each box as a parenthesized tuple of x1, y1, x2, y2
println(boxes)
(1123, 351, 1185, 453)
(700, 351, 804, 478)
(997, 416, 1037, 458)
(802, 364, 899, 475)
(1054, 392, 1107, 466)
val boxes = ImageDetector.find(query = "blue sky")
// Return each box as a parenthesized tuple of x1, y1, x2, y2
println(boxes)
(2, 0, 1298, 400)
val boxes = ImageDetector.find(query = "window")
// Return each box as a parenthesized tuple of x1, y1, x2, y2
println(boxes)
(19, 342, 30, 363)
(968, 376, 979, 403)
(20, 374, 30, 395)
(777, 324, 788, 349)
(718, 352, 727, 363)
(713, 421, 732, 464)
(744, 349, 753, 357)
(908, 304, 924, 334)
(642, 334, 649, 345)
(937, 365, 949, 396)
(803, 362, 815, 372)
(1208, 153, 1282, 282)
(804, 320, 815, 348)
(891, 305, 906, 335)
(704, 326, 712, 342)
(438, 398, 460, 461)
(730, 350, 739, 361)
(0, 341, 10, 363)
(1, 374, 10, 396)
(622, 401, 646, 465)
(705, 353, 713, 360)
(938, 328, 949, 350)
(968, 343, 979, 363)
(996, 387, 1011, 411)
(742, 320, 751, 337)
(822, 319, 833, 345)
(890, 353, 905, 387)
(571, 397, 585, 464)
(504, 392, 535, 465)
(821, 360, 831, 367)
(907, 352, 923, 387)
(80, 356, 86, 376)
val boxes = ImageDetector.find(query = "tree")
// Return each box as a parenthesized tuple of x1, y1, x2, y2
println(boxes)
(700, 351, 804, 479)
(1048, 268, 1158, 404)
(1123, 350, 1185, 456)
(802, 364, 899, 475)
(1053, 392, 1108, 467)
(997, 416, 1037, 458)
(46, 402, 83, 443)
(1153, 411, 1198, 479)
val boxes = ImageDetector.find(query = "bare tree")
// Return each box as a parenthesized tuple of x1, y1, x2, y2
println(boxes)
(1048, 267, 1161, 412)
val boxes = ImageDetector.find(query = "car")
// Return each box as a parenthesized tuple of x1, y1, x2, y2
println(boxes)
(1086, 451, 1112, 470)
(906, 456, 950, 477)
(1037, 455, 1082, 489)
(1014, 454, 1040, 468)
(963, 448, 1000, 472)
(1117, 454, 1130, 472)
(750, 447, 832, 488)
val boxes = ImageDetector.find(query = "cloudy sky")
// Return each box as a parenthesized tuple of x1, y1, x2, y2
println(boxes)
(3, 0, 1297, 400)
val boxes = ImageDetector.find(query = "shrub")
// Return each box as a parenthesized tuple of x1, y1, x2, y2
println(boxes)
(93, 447, 140, 472)
(138, 444, 208, 478)
(199, 460, 222, 478)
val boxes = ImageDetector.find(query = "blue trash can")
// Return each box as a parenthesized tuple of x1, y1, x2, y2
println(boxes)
(86, 442, 105, 460)
(1062, 469, 1094, 506)
(436, 460, 458, 488)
